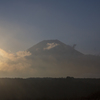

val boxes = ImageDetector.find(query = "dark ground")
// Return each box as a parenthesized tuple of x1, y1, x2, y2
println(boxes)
(0, 77, 100, 100)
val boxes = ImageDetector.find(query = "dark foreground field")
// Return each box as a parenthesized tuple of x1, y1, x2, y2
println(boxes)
(0, 77, 100, 100)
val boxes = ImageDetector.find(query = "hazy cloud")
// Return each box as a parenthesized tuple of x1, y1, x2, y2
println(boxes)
(0, 49, 32, 74)
(44, 43, 59, 50)
(0, 48, 100, 78)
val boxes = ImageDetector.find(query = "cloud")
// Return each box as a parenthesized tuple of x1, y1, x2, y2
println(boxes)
(0, 48, 100, 78)
(44, 43, 59, 50)
(0, 48, 31, 61)
(0, 48, 72, 78)
(0, 49, 32, 75)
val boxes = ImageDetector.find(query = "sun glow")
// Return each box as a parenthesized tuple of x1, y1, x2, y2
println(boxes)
(0, 48, 13, 60)
(0, 49, 5, 57)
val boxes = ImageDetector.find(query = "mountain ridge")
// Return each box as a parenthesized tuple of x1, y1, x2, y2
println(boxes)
(28, 39, 83, 58)
(25, 39, 100, 78)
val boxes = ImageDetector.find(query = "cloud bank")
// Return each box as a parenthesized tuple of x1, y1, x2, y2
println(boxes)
(0, 48, 100, 78)
(0, 48, 34, 77)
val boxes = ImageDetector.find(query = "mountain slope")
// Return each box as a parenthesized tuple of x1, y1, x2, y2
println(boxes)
(26, 40, 100, 78)
(28, 39, 83, 58)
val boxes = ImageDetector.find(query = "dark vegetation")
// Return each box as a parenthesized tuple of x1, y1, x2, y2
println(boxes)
(0, 77, 100, 100)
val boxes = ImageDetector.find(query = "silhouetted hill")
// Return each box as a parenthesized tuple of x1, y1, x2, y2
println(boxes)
(28, 39, 83, 58)
(26, 40, 100, 78)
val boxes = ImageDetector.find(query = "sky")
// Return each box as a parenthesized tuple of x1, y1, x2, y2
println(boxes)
(0, 0, 100, 55)
(0, 0, 100, 78)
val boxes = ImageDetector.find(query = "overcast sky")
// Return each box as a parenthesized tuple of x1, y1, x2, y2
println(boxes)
(0, 0, 100, 55)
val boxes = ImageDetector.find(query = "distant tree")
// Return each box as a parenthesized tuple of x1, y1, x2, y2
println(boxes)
(66, 76, 74, 79)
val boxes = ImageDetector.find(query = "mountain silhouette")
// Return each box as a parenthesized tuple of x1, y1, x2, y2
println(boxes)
(26, 40, 100, 78)
(28, 39, 83, 59)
